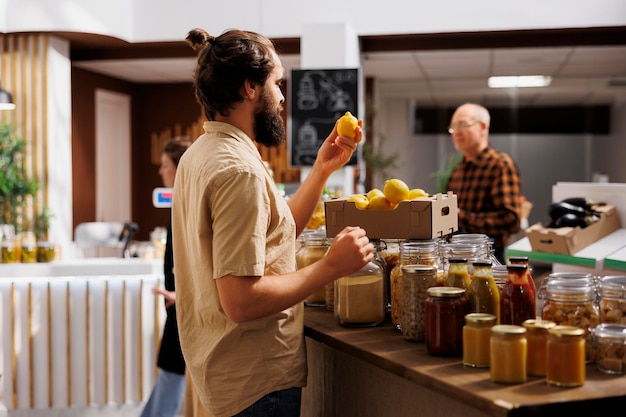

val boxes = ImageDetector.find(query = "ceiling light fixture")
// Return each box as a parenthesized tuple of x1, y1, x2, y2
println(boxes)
(0, 84, 16, 110)
(488, 75, 553, 89)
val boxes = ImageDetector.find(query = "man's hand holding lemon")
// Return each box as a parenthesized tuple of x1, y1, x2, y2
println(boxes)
(314, 111, 362, 175)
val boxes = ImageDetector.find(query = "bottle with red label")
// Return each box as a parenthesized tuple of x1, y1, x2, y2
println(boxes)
(501, 264, 536, 325)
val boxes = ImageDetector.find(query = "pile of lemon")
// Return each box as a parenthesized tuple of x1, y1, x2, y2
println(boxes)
(347, 179, 429, 210)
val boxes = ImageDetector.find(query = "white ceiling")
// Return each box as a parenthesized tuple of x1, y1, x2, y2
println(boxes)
(74, 44, 626, 107)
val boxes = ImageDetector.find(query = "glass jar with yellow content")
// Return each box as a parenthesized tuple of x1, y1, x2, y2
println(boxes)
(334, 259, 385, 327)
(490, 324, 527, 384)
(546, 325, 586, 387)
(463, 313, 497, 368)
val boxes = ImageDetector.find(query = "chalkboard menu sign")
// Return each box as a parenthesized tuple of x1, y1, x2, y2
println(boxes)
(289, 68, 359, 166)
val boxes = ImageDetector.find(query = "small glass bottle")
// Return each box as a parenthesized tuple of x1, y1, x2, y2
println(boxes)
(546, 325, 586, 387)
(463, 313, 497, 368)
(490, 324, 527, 384)
(508, 256, 537, 301)
(522, 319, 556, 377)
(296, 232, 329, 306)
(401, 264, 438, 342)
(445, 257, 471, 290)
(334, 259, 385, 327)
(466, 261, 500, 324)
(425, 287, 467, 356)
(592, 323, 626, 375)
(501, 264, 536, 325)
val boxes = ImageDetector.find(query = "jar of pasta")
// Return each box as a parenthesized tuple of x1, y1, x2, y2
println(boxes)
(591, 323, 626, 375)
(296, 231, 329, 306)
(540, 277, 599, 363)
(598, 275, 626, 325)
(334, 259, 385, 327)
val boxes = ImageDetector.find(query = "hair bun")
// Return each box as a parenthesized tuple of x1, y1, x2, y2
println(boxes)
(185, 28, 211, 52)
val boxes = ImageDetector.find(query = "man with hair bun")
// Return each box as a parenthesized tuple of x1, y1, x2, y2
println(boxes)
(172, 27, 374, 417)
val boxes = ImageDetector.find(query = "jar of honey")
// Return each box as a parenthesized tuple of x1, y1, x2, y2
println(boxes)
(490, 324, 527, 384)
(546, 325, 585, 387)
(425, 287, 467, 356)
(463, 313, 497, 368)
(522, 319, 556, 377)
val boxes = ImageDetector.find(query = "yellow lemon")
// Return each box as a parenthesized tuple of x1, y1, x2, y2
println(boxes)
(337, 111, 358, 139)
(408, 188, 429, 200)
(367, 195, 395, 210)
(366, 188, 384, 201)
(383, 179, 409, 204)
(347, 194, 369, 210)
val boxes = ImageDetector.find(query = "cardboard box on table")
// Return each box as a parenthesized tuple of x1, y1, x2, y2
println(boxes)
(525, 204, 621, 255)
(324, 191, 459, 240)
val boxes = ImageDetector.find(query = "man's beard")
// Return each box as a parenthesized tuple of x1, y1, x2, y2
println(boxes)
(254, 91, 285, 148)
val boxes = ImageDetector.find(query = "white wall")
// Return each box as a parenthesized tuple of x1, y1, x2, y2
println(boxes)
(3, 0, 626, 42)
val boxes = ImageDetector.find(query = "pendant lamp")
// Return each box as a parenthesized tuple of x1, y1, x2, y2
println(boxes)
(0, 84, 16, 110)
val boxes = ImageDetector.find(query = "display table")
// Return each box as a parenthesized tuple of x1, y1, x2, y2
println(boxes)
(302, 308, 626, 417)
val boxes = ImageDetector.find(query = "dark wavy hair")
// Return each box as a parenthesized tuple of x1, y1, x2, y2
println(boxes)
(185, 28, 277, 120)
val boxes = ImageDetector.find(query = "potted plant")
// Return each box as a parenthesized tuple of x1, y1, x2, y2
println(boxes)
(0, 122, 41, 236)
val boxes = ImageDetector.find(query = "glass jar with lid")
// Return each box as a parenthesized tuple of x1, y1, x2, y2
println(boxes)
(334, 258, 385, 327)
(522, 318, 556, 377)
(425, 286, 467, 356)
(490, 324, 527, 384)
(598, 275, 626, 325)
(296, 231, 329, 306)
(539, 277, 599, 362)
(463, 313, 497, 368)
(546, 325, 586, 387)
(448, 233, 500, 266)
(591, 323, 626, 374)
(400, 264, 438, 341)
(390, 239, 441, 332)
(536, 271, 596, 317)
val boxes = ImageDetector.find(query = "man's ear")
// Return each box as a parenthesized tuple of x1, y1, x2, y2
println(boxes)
(243, 80, 257, 100)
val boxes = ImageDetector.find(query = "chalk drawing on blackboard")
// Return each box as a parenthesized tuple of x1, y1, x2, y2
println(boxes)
(290, 68, 358, 166)
(296, 70, 354, 112)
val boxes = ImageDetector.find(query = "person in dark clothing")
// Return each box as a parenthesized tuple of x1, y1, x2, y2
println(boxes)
(140, 136, 192, 417)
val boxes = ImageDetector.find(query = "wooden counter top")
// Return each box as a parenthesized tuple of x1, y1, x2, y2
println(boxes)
(303, 307, 626, 417)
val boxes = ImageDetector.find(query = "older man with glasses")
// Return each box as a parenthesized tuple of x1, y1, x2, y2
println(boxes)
(446, 102, 522, 264)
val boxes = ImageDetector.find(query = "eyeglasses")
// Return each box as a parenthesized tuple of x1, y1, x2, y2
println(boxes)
(448, 120, 480, 134)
